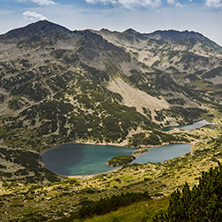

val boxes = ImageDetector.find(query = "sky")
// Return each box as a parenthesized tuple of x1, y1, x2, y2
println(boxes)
(0, 0, 222, 46)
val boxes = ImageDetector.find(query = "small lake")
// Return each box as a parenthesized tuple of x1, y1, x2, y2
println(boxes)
(131, 143, 191, 164)
(42, 144, 136, 176)
(162, 120, 211, 132)
(41, 143, 191, 176)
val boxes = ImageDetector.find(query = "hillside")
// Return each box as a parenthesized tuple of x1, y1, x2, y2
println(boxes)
(154, 161, 222, 221)
(0, 147, 60, 183)
(0, 19, 222, 220)
(96, 28, 222, 103)
(1, 21, 222, 155)
(0, 121, 222, 221)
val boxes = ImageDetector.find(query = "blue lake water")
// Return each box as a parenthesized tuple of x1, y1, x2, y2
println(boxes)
(131, 143, 191, 164)
(42, 144, 136, 176)
(162, 120, 211, 132)
(41, 143, 191, 176)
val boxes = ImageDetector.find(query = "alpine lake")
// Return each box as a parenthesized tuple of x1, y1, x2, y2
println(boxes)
(41, 120, 210, 176)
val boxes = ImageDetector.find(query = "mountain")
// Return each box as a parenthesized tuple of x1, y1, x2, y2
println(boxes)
(148, 30, 222, 51)
(1, 20, 222, 222)
(0, 146, 60, 183)
(0, 20, 222, 156)
(0, 20, 72, 45)
(95, 28, 222, 102)
(97, 28, 222, 52)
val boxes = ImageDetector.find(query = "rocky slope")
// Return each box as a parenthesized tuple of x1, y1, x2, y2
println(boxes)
(0, 147, 60, 183)
(1, 20, 222, 220)
(95, 28, 222, 103)
(0, 20, 221, 154)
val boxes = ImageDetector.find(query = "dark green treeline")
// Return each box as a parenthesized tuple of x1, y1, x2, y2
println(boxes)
(154, 162, 222, 221)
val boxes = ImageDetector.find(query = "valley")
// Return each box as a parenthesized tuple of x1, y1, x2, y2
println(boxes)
(0, 20, 222, 221)
(0, 119, 222, 221)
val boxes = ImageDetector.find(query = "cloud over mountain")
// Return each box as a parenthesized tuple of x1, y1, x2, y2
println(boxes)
(23, 10, 47, 20)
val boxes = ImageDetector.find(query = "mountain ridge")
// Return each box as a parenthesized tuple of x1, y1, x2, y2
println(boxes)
(1, 20, 221, 49)
(0, 20, 222, 153)
(0, 20, 72, 40)
(97, 27, 222, 51)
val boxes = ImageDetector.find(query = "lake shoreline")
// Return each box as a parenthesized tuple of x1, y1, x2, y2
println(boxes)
(66, 167, 121, 179)
(162, 119, 212, 132)
(40, 119, 212, 156)
(40, 119, 213, 178)
(40, 140, 191, 157)
(42, 142, 193, 179)
(39, 142, 134, 156)
(62, 143, 194, 179)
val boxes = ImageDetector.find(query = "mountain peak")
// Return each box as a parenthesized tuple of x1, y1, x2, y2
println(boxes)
(148, 29, 222, 51)
(1, 20, 71, 41)
(150, 29, 202, 39)
(100, 28, 111, 32)
(122, 28, 148, 40)
(123, 28, 138, 34)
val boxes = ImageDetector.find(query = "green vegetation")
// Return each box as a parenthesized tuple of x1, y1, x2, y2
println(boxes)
(107, 155, 136, 166)
(127, 70, 159, 97)
(0, 59, 158, 150)
(69, 191, 151, 220)
(133, 148, 149, 155)
(155, 107, 208, 125)
(0, 147, 60, 183)
(128, 130, 188, 147)
(129, 132, 160, 146)
(0, 122, 221, 222)
(82, 197, 169, 222)
(8, 97, 28, 110)
(202, 66, 222, 79)
(154, 163, 222, 221)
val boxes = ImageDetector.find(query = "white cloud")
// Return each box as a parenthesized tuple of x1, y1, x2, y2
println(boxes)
(86, 0, 117, 3)
(85, 0, 161, 8)
(23, 10, 47, 20)
(176, 2, 183, 7)
(19, 0, 56, 6)
(167, 0, 183, 6)
(206, 0, 222, 8)
(167, 0, 174, 5)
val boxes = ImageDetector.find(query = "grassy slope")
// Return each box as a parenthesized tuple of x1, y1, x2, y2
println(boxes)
(81, 197, 169, 222)
(0, 118, 222, 221)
